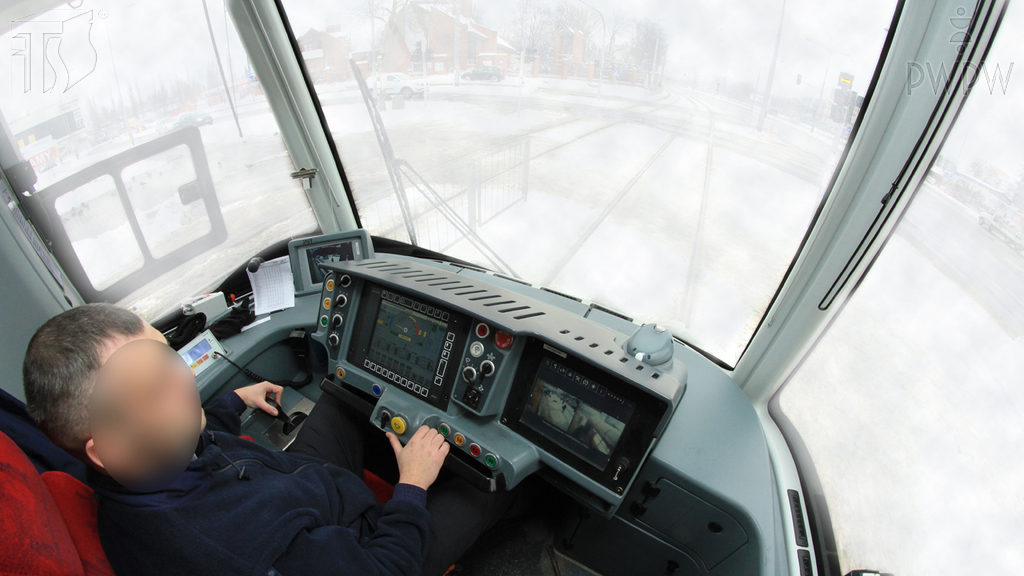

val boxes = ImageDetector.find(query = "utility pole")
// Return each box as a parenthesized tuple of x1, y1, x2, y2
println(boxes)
(757, 0, 786, 133)
(578, 0, 605, 99)
(454, 13, 461, 87)
(650, 34, 660, 92)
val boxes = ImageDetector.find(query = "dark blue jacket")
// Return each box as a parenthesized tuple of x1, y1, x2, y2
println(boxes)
(88, 393, 430, 576)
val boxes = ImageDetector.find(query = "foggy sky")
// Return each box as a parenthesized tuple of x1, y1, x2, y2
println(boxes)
(1, 0, 1022, 174)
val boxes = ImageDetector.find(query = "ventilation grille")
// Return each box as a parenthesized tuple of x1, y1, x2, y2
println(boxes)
(350, 259, 666, 383)
(355, 260, 547, 321)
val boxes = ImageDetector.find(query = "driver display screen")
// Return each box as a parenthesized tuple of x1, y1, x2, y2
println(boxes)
(520, 357, 635, 469)
(363, 290, 454, 400)
(305, 241, 356, 285)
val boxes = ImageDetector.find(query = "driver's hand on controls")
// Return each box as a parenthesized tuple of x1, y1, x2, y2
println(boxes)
(387, 425, 449, 490)
(232, 382, 285, 416)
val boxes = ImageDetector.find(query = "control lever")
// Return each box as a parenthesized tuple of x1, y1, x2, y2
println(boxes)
(612, 457, 630, 481)
(265, 394, 308, 435)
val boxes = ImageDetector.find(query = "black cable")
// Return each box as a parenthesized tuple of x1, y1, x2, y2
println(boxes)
(212, 352, 312, 388)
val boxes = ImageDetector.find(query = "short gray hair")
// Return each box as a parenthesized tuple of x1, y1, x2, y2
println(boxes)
(23, 303, 145, 452)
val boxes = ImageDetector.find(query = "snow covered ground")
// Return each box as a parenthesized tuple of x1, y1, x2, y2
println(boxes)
(780, 217, 1024, 575)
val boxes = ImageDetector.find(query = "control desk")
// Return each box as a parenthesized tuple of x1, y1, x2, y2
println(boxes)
(311, 256, 686, 515)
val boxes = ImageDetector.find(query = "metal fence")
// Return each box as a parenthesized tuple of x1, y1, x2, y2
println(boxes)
(358, 136, 531, 255)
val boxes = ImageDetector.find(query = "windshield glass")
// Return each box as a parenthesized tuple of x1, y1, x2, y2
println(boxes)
(0, 0, 318, 320)
(281, 0, 896, 364)
(778, 3, 1024, 573)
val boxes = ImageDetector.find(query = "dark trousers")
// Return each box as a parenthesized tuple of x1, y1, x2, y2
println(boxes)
(288, 392, 518, 576)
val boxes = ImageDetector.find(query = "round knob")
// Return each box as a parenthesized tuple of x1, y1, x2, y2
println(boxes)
(332, 314, 343, 328)
(462, 366, 477, 383)
(480, 360, 495, 377)
(328, 333, 340, 347)
(335, 294, 348, 308)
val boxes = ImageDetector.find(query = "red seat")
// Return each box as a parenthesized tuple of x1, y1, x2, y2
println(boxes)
(0, 430, 114, 576)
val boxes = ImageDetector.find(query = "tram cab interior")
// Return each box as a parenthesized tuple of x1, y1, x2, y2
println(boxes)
(0, 0, 1022, 574)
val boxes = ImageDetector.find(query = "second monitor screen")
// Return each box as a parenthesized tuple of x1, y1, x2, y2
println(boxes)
(521, 356, 635, 469)
(306, 241, 356, 285)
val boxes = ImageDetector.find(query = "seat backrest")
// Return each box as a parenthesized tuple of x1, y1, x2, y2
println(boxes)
(0, 431, 114, 576)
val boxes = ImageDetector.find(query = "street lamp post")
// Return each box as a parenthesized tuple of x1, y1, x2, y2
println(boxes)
(577, 0, 605, 99)
(805, 38, 848, 134)
(756, 0, 785, 133)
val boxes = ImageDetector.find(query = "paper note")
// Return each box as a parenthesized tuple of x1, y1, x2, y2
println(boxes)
(240, 315, 272, 332)
(247, 256, 295, 315)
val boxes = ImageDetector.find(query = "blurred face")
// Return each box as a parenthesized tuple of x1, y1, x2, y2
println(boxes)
(84, 325, 204, 490)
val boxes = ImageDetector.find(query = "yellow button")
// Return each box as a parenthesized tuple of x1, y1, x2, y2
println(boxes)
(453, 432, 465, 446)
(323, 297, 332, 309)
(326, 278, 335, 291)
(390, 416, 407, 435)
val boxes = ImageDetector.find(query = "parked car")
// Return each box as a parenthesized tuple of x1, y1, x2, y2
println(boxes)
(461, 66, 505, 82)
(175, 112, 214, 128)
(979, 212, 1024, 254)
(368, 73, 428, 98)
(154, 117, 179, 134)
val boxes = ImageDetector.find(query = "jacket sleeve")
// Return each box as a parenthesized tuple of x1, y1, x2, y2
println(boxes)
(272, 484, 431, 576)
(202, 392, 247, 436)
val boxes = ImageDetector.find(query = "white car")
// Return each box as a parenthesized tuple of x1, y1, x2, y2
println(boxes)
(368, 73, 428, 99)
(154, 117, 179, 135)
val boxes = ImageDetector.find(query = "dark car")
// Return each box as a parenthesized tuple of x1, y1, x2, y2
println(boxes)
(175, 112, 214, 128)
(461, 66, 505, 82)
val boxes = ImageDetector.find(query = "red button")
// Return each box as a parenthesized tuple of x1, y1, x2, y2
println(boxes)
(469, 443, 481, 457)
(476, 323, 490, 338)
(494, 330, 514, 349)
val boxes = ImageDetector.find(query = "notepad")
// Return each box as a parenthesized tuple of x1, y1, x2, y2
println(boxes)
(247, 256, 295, 315)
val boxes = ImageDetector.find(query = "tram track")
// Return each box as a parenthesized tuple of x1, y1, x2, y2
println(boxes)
(366, 97, 684, 242)
(540, 134, 678, 286)
(680, 93, 715, 326)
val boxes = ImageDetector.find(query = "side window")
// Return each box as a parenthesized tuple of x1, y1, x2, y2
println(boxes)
(1, 0, 319, 319)
(30, 131, 226, 302)
(775, 3, 1024, 574)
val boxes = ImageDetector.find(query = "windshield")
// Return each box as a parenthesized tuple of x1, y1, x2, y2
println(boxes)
(281, 0, 896, 365)
(0, 0, 318, 320)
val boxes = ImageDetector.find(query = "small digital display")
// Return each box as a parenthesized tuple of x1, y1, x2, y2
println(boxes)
(362, 290, 454, 401)
(181, 339, 212, 366)
(520, 357, 635, 469)
(305, 241, 356, 285)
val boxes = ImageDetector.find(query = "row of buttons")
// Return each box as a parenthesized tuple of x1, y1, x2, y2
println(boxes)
(378, 413, 498, 469)
(438, 422, 498, 469)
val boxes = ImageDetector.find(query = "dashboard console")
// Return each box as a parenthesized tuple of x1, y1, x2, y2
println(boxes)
(311, 256, 686, 515)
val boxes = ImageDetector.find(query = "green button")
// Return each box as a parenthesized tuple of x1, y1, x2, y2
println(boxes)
(438, 423, 450, 437)
(320, 315, 329, 327)
(484, 454, 497, 468)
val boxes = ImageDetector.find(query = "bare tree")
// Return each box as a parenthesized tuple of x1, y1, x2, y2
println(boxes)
(628, 19, 669, 71)
(604, 5, 632, 62)
(552, 0, 599, 61)
(503, 0, 553, 58)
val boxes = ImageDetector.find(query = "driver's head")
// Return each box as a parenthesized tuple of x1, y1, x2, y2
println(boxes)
(88, 338, 201, 489)
(22, 304, 203, 479)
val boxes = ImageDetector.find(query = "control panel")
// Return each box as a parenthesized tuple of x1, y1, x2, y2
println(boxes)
(311, 257, 686, 515)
